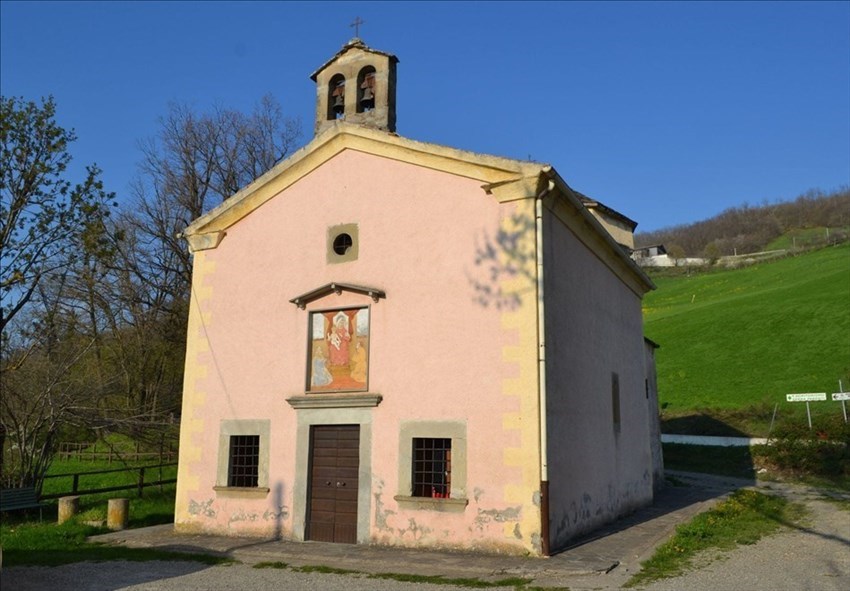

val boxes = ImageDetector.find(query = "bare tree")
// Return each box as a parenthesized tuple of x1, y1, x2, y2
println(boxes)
(666, 243, 686, 264)
(130, 95, 302, 299)
(635, 187, 850, 256)
(106, 95, 302, 422)
(0, 270, 98, 490)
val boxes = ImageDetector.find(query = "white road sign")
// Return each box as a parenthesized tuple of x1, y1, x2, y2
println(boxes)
(786, 393, 827, 402)
(832, 392, 850, 401)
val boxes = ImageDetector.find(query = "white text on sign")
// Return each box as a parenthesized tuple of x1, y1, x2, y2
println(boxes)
(786, 393, 827, 402)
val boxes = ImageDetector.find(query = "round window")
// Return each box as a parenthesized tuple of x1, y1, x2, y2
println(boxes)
(333, 233, 354, 255)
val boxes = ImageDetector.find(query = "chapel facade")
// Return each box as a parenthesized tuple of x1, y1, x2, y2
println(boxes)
(174, 39, 663, 555)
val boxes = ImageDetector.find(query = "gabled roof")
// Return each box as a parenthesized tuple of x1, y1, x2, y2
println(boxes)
(180, 122, 654, 294)
(181, 121, 548, 248)
(576, 192, 639, 231)
(310, 38, 399, 81)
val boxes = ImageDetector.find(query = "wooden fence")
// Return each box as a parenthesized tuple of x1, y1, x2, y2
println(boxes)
(41, 463, 178, 500)
(57, 441, 177, 463)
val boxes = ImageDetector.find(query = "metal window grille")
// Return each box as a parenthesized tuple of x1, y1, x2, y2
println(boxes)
(412, 438, 451, 498)
(228, 435, 260, 487)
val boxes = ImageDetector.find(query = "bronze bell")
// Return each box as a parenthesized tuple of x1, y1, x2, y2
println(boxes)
(332, 95, 344, 113)
(360, 87, 374, 102)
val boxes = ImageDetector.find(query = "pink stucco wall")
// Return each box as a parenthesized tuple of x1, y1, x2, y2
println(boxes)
(176, 149, 538, 552)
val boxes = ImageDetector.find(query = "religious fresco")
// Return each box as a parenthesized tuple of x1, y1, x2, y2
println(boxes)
(308, 307, 369, 391)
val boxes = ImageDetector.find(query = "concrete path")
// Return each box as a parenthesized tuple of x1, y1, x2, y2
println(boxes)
(80, 470, 736, 585)
(2, 471, 847, 590)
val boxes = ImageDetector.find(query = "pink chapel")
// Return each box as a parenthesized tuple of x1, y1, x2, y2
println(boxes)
(174, 38, 664, 555)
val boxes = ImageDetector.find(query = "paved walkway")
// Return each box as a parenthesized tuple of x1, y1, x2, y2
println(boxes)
(83, 471, 749, 588)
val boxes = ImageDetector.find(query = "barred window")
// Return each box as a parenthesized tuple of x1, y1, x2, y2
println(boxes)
(228, 435, 260, 487)
(412, 438, 451, 498)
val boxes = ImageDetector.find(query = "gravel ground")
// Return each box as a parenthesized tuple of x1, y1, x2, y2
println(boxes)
(637, 495, 850, 591)
(2, 481, 847, 591)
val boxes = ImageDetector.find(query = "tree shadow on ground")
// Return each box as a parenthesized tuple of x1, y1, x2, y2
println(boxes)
(0, 557, 213, 591)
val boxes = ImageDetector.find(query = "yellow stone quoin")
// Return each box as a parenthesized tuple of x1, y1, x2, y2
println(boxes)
(498, 199, 543, 552)
(175, 252, 216, 525)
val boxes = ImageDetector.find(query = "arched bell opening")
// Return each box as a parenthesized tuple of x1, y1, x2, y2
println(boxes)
(356, 66, 377, 113)
(327, 74, 346, 120)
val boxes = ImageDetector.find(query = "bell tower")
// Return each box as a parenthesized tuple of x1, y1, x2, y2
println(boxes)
(311, 38, 398, 135)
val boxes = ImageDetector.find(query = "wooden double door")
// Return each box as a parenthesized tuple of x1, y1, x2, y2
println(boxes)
(306, 424, 360, 544)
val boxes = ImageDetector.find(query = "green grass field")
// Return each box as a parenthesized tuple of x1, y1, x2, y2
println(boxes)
(643, 244, 850, 431)
(42, 458, 177, 498)
(40, 456, 177, 525)
(1, 456, 181, 566)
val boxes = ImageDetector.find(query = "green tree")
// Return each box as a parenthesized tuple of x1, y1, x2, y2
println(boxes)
(1, 96, 114, 489)
(0, 96, 113, 333)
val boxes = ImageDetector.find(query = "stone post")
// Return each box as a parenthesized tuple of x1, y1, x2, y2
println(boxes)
(57, 496, 80, 524)
(107, 498, 129, 531)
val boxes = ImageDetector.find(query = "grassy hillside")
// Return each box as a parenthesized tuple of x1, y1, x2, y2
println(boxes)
(635, 188, 850, 257)
(765, 226, 849, 251)
(643, 244, 850, 421)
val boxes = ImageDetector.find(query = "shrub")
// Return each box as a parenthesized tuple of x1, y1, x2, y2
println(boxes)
(755, 418, 850, 477)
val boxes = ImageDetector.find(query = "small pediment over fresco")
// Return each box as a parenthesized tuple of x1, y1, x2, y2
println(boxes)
(289, 282, 386, 309)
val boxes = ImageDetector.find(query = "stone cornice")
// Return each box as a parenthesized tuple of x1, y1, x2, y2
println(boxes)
(286, 393, 383, 409)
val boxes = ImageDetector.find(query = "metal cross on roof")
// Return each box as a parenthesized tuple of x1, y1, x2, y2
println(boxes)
(350, 16, 365, 37)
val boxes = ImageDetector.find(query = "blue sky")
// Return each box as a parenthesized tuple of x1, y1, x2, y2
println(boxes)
(2, 1, 848, 233)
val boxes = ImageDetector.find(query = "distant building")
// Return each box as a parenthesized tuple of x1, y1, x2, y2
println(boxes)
(632, 245, 709, 268)
(633, 244, 667, 259)
(174, 38, 663, 555)
(632, 244, 676, 268)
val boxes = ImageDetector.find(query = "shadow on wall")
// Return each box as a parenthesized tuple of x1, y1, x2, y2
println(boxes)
(467, 211, 537, 311)
(274, 481, 284, 540)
